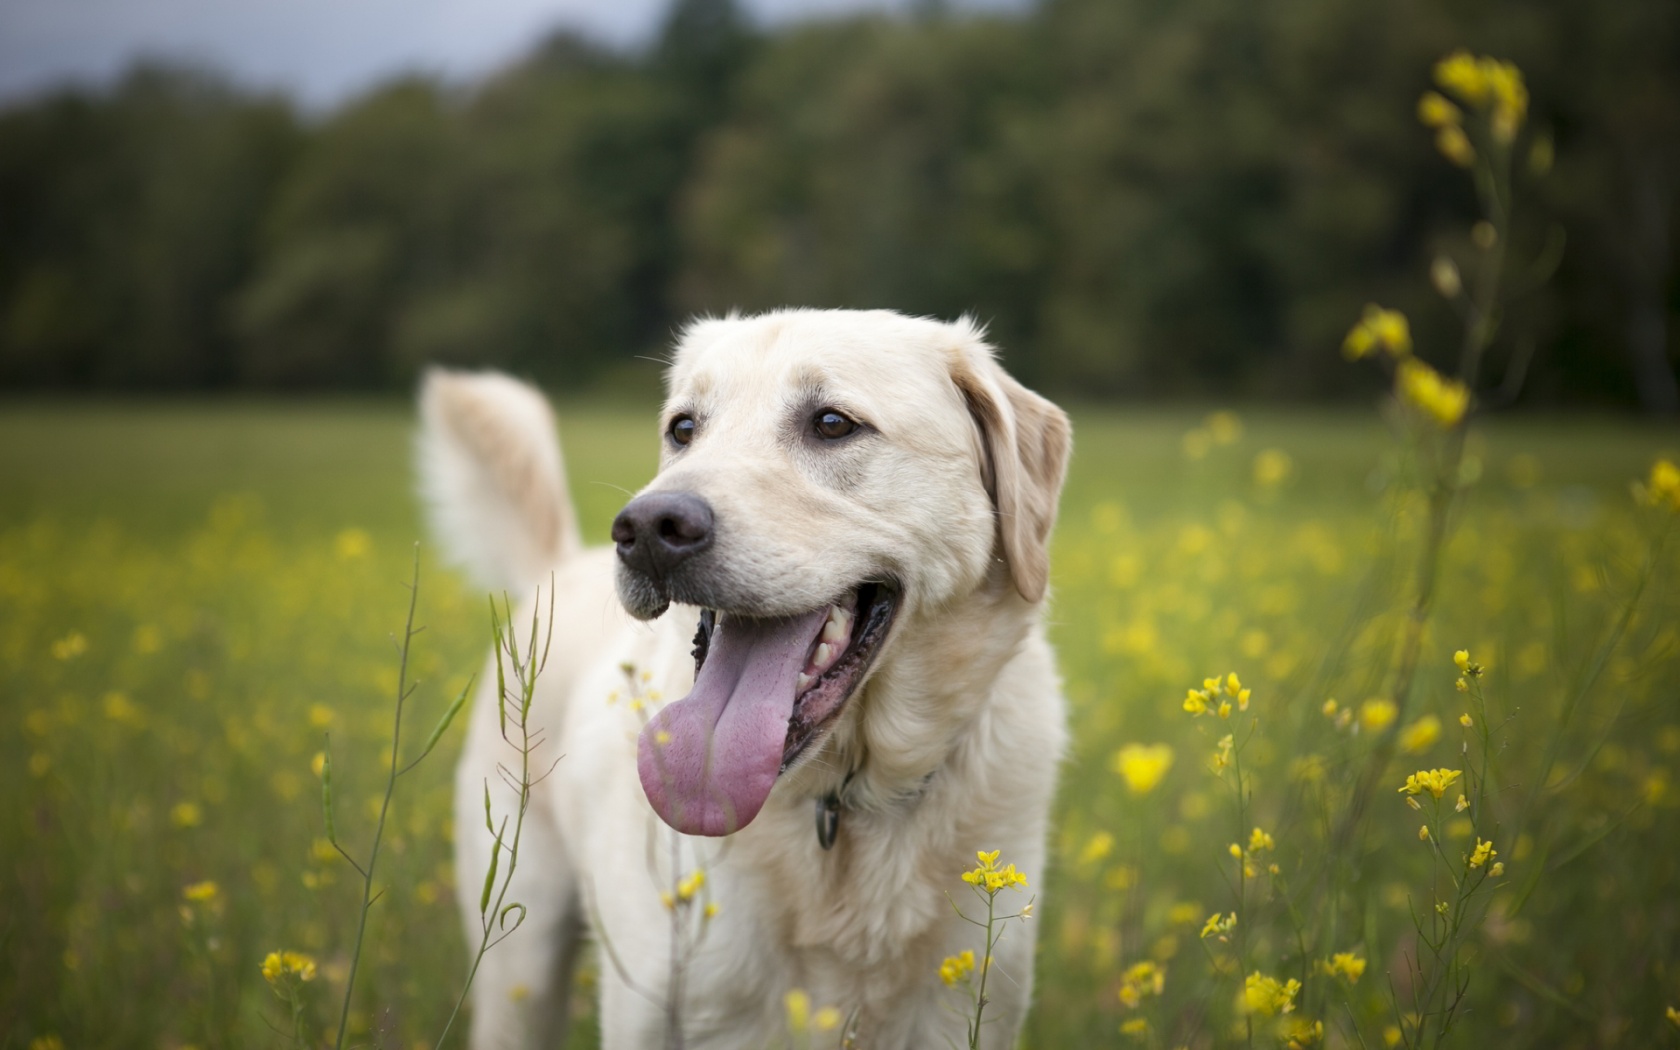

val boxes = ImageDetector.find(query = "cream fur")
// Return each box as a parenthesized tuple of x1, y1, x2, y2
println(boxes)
(420, 309, 1071, 1049)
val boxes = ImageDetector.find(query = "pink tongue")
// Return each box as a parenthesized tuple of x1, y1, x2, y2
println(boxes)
(638, 607, 828, 836)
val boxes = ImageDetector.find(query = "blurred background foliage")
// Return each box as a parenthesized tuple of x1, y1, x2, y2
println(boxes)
(1, 0, 1677, 408)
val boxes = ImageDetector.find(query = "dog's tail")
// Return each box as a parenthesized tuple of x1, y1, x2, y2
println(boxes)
(417, 368, 581, 595)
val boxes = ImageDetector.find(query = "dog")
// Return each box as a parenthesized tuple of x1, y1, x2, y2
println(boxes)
(418, 309, 1071, 1049)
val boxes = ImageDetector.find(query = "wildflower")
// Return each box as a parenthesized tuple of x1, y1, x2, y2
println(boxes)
(260, 950, 317, 984)
(1318, 952, 1366, 982)
(1454, 649, 1485, 677)
(1120, 1017, 1150, 1038)
(1459, 713, 1473, 727)
(1200, 912, 1237, 941)
(1434, 51, 1490, 105)
(1455, 794, 1469, 812)
(1113, 743, 1174, 794)
(1635, 459, 1680, 513)
(1284, 1018, 1326, 1048)
(1468, 838, 1498, 869)
(1436, 125, 1475, 167)
(813, 1006, 841, 1031)
(1079, 831, 1115, 867)
(182, 881, 219, 903)
(1419, 824, 1431, 841)
(1207, 411, 1243, 444)
(1416, 91, 1461, 128)
(1668, 1005, 1680, 1030)
(1242, 971, 1301, 1017)
(961, 850, 1028, 894)
(1212, 733, 1234, 772)
(1254, 449, 1294, 488)
(1321, 698, 1338, 717)
(1248, 827, 1274, 853)
(334, 527, 371, 560)
(1399, 715, 1442, 754)
(1183, 688, 1211, 716)
(1399, 768, 1463, 799)
(1397, 359, 1470, 428)
(171, 802, 204, 828)
(1343, 305, 1412, 360)
(1360, 698, 1398, 733)
(938, 950, 975, 986)
(50, 631, 88, 660)
(785, 989, 811, 1028)
(1490, 861, 1505, 877)
(1117, 960, 1166, 1008)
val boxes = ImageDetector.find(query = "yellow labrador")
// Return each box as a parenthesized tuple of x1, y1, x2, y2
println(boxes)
(419, 309, 1070, 1049)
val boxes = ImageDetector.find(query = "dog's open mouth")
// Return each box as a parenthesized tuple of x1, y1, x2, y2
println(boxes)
(636, 582, 898, 837)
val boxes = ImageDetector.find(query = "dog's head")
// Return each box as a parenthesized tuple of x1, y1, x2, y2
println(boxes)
(617, 309, 1070, 836)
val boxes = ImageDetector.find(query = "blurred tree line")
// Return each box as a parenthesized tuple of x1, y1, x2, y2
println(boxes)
(1, 0, 1676, 408)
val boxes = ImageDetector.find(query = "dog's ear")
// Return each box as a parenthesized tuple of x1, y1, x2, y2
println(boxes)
(951, 344, 1072, 603)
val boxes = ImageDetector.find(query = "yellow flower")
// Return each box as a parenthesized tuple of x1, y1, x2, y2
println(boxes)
(1459, 713, 1473, 728)
(1637, 459, 1680, 513)
(1079, 831, 1115, 867)
(1436, 125, 1475, 167)
(961, 849, 1027, 894)
(1113, 743, 1175, 795)
(1490, 861, 1505, 877)
(1183, 688, 1211, 716)
(1318, 952, 1366, 982)
(1419, 824, 1432, 841)
(334, 527, 371, 560)
(1484, 60, 1528, 143)
(1254, 449, 1294, 488)
(261, 950, 317, 984)
(1284, 1018, 1326, 1048)
(1360, 698, 1398, 733)
(813, 1006, 842, 1031)
(1117, 960, 1166, 1008)
(1417, 91, 1462, 128)
(29, 1037, 65, 1050)
(1668, 1005, 1680, 1030)
(1453, 649, 1484, 677)
(1242, 971, 1301, 1017)
(50, 631, 88, 660)
(1397, 359, 1470, 428)
(1434, 50, 1490, 105)
(182, 880, 219, 903)
(785, 988, 811, 1029)
(171, 802, 204, 828)
(939, 950, 975, 986)
(1120, 1016, 1150, 1037)
(1213, 733, 1235, 772)
(1345, 305, 1412, 360)
(1200, 911, 1237, 940)
(1468, 838, 1498, 869)
(1399, 768, 1464, 800)
(1399, 715, 1441, 754)
(1248, 827, 1275, 853)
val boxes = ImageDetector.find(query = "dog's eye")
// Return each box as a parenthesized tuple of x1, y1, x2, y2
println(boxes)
(813, 410, 857, 440)
(669, 415, 696, 446)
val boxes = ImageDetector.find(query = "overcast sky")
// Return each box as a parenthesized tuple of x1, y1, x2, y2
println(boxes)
(0, 0, 1023, 109)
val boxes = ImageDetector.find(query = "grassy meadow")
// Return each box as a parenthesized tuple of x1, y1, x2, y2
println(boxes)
(3, 400, 1678, 1048)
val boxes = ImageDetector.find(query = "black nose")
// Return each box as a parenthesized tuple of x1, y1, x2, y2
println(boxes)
(612, 491, 714, 578)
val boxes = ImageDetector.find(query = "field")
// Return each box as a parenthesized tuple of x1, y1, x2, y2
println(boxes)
(3, 400, 1677, 1049)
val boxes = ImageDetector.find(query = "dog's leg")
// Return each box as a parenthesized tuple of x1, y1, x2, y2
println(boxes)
(454, 706, 582, 1049)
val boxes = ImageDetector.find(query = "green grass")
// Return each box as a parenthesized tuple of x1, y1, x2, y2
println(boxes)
(2, 400, 1677, 1049)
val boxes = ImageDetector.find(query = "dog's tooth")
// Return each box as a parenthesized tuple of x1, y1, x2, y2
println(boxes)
(815, 642, 834, 669)
(822, 616, 846, 644)
(796, 672, 812, 693)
